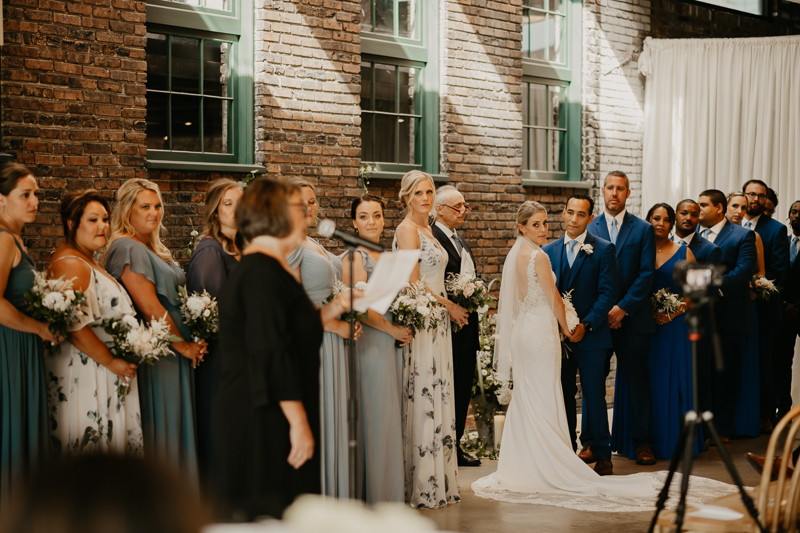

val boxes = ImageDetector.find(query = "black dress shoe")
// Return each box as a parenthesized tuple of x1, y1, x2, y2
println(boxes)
(457, 449, 481, 467)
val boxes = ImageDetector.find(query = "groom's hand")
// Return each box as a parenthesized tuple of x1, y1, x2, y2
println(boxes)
(608, 305, 626, 329)
(568, 323, 586, 343)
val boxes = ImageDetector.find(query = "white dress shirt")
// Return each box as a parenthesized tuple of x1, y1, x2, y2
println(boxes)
(701, 219, 727, 243)
(742, 214, 761, 230)
(605, 208, 626, 236)
(673, 232, 695, 246)
(563, 230, 588, 247)
(435, 221, 475, 274)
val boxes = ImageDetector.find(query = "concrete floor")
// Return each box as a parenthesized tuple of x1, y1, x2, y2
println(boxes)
(419, 436, 772, 533)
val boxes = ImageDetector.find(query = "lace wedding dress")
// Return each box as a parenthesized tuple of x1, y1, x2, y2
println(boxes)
(472, 237, 737, 512)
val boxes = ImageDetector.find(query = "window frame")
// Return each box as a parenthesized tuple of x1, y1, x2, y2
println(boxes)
(360, 0, 443, 180)
(521, 0, 583, 187)
(145, 0, 255, 170)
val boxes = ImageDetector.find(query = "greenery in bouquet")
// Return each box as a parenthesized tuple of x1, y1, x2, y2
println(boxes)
(326, 280, 369, 346)
(390, 280, 447, 347)
(650, 287, 684, 314)
(560, 290, 580, 358)
(751, 274, 779, 301)
(24, 272, 87, 352)
(177, 286, 219, 341)
(102, 313, 182, 395)
(445, 272, 495, 332)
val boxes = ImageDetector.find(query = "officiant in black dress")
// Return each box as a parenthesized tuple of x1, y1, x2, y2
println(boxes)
(432, 185, 481, 467)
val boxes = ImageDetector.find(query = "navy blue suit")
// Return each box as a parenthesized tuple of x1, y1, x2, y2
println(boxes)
(544, 233, 618, 460)
(589, 212, 656, 448)
(778, 236, 800, 386)
(698, 220, 757, 437)
(686, 233, 722, 265)
(751, 216, 792, 418)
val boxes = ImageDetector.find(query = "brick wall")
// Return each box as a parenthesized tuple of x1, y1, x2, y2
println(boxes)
(2, 0, 148, 264)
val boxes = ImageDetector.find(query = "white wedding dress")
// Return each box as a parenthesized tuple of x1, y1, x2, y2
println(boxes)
(472, 237, 737, 512)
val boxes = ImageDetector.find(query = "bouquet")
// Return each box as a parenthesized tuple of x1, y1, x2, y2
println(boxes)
(751, 275, 779, 301)
(650, 287, 684, 315)
(102, 313, 182, 395)
(326, 280, 369, 346)
(389, 280, 447, 347)
(24, 272, 87, 352)
(177, 286, 219, 341)
(445, 273, 495, 332)
(560, 290, 581, 358)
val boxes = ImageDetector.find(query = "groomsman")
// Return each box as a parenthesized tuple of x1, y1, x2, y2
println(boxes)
(432, 185, 481, 467)
(742, 180, 790, 428)
(697, 189, 757, 441)
(588, 171, 657, 465)
(764, 188, 779, 218)
(776, 201, 800, 424)
(544, 194, 618, 475)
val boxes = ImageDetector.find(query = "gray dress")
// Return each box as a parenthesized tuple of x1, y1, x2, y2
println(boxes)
(348, 251, 404, 503)
(289, 239, 361, 499)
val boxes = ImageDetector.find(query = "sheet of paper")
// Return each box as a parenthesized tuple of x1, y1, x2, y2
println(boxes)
(352, 250, 421, 315)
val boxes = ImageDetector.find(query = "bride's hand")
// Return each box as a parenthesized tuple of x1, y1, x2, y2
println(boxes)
(446, 301, 469, 327)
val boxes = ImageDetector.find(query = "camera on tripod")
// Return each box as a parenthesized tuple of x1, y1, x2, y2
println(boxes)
(673, 261, 726, 303)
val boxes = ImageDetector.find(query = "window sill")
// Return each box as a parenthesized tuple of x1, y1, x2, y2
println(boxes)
(146, 160, 266, 173)
(522, 178, 591, 189)
(366, 171, 450, 183)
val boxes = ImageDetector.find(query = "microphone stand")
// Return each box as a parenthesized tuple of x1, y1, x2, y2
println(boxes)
(345, 244, 358, 500)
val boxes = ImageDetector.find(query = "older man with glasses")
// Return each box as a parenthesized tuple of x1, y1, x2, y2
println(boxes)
(432, 185, 482, 467)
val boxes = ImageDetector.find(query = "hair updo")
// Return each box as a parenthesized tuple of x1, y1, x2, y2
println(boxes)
(398, 170, 435, 209)
(516, 201, 547, 235)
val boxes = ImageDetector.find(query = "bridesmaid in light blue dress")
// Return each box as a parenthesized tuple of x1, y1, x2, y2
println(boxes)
(288, 179, 363, 499)
(103, 179, 206, 485)
(341, 195, 411, 504)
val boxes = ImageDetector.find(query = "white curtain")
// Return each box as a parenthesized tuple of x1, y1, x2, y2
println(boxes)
(639, 35, 800, 218)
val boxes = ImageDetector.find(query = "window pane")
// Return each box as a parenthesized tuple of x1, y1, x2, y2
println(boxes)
(529, 129, 546, 171)
(529, 84, 547, 127)
(172, 36, 200, 94)
(374, 64, 396, 113)
(203, 98, 228, 153)
(203, 0, 230, 10)
(374, 0, 393, 35)
(549, 130, 566, 172)
(398, 66, 414, 116)
(361, 113, 374, 161)
(398, 0, 416, 38)
(171, 95, 201, 152)
(146, 91, 169, 150)
(550, 0, 564, 14)
(550, 15, 565, 63)
(374, 113, 395, 162)
(399, 116, 416, 164)
(204, 41, 228, 97)
(523, 10, 547, 60)
(522, 83, 529, 127)
(147, 33, 168, 91)
(361, 0, 372, 32)
(549, 86, 564, 128)
(360, 63, 373, 111)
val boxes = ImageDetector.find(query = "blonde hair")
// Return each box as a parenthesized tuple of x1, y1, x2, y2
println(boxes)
(287, 177, 316, 196)
(103, 178, 175, 265)
(197, 178, 243, 256)
(516, 201, 547, 235)
(399, 170, 436, 209)
(727, 191, 746, 204)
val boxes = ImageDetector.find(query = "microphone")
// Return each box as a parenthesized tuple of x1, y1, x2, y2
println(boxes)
(317, 219, 385, 252)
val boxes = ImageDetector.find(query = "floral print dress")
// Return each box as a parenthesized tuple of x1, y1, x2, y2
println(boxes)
(45, 256, 144, 456)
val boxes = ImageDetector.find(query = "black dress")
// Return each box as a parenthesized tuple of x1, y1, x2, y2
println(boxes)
(217, 253, 322, 519)
(186, 238, 239, 493)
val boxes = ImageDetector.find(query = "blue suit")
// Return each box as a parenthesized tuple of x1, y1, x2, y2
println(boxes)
(589, 212, 656, 449)
(544, 233, 618, 460)
(685, 233, 722, 265)
(752, 216, 791, 418)
(778, 234, 800, 409)
(698, 219, 757, 437)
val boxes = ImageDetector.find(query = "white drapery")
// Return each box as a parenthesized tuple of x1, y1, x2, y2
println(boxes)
(639, 35, 800, 217)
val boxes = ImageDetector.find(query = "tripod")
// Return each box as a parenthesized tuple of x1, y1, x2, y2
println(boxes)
(647, 305, 765, 533)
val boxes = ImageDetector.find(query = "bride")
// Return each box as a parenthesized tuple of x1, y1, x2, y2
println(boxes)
(472, 201, 736, 512)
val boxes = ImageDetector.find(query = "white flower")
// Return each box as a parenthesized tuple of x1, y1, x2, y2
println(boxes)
(185, 296, 206, 317)
(42, 292, 66, 310)
(64, 290, 76, 301)
(190, 230, 199, 237)
(355, 281, 368, 291)
(203, 309, 211, 318)
(477, 305, 489, 315)
(416, 306, 431, 317)
(121, 315, 138, 330)
(463, 283, 475, 297)
(481, 369, 488, 376)
(416, 295, 430, 307)
(581, 244, 594, 255)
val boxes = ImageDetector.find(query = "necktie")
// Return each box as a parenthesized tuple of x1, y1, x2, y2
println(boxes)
(701, 228, 712, 240)
(677, 238, 687, 246)
(744, 220, 752, 230)
(610, 218, 618, 245)
(567, 240, 578, 267)
(791, 236, 799, 266)
(451, 234, 463, 256)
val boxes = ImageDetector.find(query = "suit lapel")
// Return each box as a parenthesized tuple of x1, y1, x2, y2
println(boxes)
(714, 220, 734, 248)
(566, 238, 589, 288)
(592, 215, 611, 241)
(612, 212, 634, 254)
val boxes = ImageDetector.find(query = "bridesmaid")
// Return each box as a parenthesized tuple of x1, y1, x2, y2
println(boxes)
(726, 191, 763, 438)
(287, 178, 362, 499)
(186, 178, 243, 491)
(340, 194, 412, 504)
(103, 178, 207, 484)
(46, 189, 143, 456)
(0, 163, 56, 513)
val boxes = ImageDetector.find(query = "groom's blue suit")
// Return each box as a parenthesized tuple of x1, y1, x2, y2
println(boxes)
(544, 232, 618, 461)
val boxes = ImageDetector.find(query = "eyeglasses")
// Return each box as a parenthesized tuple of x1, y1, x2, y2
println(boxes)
(443, 204, 471, 214)
(744, 192, 767, 201)
(289, 202, 310, 215)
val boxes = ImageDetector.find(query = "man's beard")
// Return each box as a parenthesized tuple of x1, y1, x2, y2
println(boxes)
(747, 204, 763, 217)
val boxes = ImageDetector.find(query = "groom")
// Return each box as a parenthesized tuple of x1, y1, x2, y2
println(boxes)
(544, 194, 618, 476)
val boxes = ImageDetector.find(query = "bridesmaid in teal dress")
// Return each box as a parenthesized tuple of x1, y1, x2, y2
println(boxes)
(0, 164, 58, 513)
(103, 178, 207, 485)
(287, 178, 363, 499)
(341, 195, 412, 503)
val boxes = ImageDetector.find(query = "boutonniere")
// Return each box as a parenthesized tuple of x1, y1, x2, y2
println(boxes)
(580, 244, 594, 255)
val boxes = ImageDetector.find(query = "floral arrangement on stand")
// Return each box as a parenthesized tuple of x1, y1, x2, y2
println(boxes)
(444, 272, 494, 332)
(241, 168, 261, 188)
(183, 221, 199, 259)
(358, 163, 376, 194)
(177, 286, 219, 341)
(751, 274, 779, 301)
(24, 272, 87, 353)
(651, 287, 685, 314)
(326, 280, 369, 346)
(389, 280, 446, 347)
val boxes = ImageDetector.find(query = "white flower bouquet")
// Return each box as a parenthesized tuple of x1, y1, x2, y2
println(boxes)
(445, 272, 495, 332)
(177, 286, 219, 341)
(390, 280, 447, 347)
(650, 287, 684, 315)
(560, 290, 581, 358)
(24, 272, 87, 351)
(751, 275, 779, 301)
(102, 313, 183, 395)
(326, 280, 369, 346)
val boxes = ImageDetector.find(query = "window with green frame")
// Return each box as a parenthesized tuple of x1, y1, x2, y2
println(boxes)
(145, 0, 255, 170)
(359, 0, 440, 178)
(521, 0, 582, 185)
